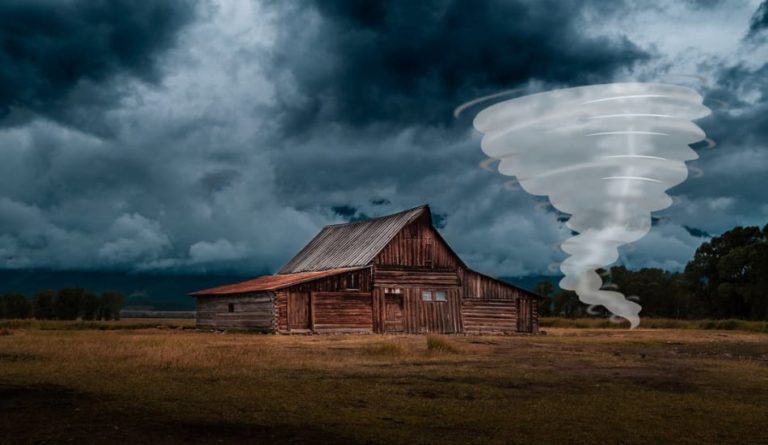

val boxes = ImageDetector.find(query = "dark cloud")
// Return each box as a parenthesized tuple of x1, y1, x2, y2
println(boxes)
(266, 0, 649, 133)
(432, 212, 447, 229)
(747, 1, 768, 39)
(684, 0, 727, 9)
(0, 0, 197, 133)
(263, 0, 653, 276)
(683, 226, 711, 238)
(657, 60, 768, 236)
(0, 0, 764, 280)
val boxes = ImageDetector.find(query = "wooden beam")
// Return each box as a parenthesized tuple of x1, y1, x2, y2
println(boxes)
(309, 291, 315, 332)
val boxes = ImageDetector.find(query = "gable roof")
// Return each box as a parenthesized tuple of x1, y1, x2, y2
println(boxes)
(278, 205, 428, 274)
(190, 267, 367, 296)
(190, 204, 539, 299)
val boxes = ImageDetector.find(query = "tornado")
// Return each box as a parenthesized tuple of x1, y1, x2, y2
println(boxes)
(472, 83, 711, 328)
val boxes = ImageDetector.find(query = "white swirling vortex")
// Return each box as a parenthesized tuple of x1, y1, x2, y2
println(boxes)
(473, 83, 711, 328)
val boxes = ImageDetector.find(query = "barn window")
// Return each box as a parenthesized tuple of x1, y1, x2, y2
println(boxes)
(347, 273, 359, 290)
(228, 303, 235, 313)
(421, 291, 432, 301)
(435, 291, 447, 302)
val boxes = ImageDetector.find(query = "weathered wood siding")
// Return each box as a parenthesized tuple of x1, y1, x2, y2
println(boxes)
(312, 292, 373, 333)
(196, 293, 276, 332)
(462, 299, 517, 334)
(374, 213, 461, 269)
(374, 269, 459, 287)
(516, 297, 538, 333)
(462, 269, 538, 334)
(372, 286, 461, 334)
(276, 268, 372, 333)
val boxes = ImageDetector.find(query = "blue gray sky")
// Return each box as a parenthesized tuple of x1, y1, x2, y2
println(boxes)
(0, 0, 766, 277)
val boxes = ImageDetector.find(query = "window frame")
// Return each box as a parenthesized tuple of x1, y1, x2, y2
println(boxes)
(346, 272, 360, 290)
(422, 290, 448, 302)
(228, 303, 235, 313)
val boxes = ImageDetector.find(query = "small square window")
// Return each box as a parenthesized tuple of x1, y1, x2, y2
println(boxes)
(228, 303, 235, 313)
(435, 291, 447, 302)
(421, 291, 432, 301)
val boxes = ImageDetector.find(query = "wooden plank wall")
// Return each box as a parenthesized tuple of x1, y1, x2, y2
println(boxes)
(196, 293, 276, 332)
(287, 293, 310, 330)
(374, 269, 459, 287)
(462, 270, 522, 301)
(312, 292, 373, 333)
(462, 269, 538, 333)
(462, 299, 517, 334)
(374, 213, 460, 269)
(275, 291, 288, 333)
(276, 268, 372, 334)
(373, 286, 461, 334)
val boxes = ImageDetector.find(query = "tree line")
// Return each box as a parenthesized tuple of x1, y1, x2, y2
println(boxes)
(537, 224, 768, 320)
(0, 288, 125, 320)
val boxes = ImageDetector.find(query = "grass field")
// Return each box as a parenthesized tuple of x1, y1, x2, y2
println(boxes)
(540, 317, 768, 333)
(1, 320, 767, 444)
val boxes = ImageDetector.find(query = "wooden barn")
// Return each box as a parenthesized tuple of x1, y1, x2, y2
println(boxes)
(191, 205, 539, 334)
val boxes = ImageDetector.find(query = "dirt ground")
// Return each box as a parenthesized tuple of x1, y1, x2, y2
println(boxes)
(1, 323, 767, 444)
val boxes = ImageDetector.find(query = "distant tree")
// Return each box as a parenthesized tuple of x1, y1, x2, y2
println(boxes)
(99, 291, 125, 320)
(534, 281, 555, 317)
(0, 293, 31, 319)
(685, 225, 768, 320)
(79, 292, 100, 320)
(553, 290, 582, 319)
(609, 266, 680, 318)
(55, 288, 85, 320)
(33, 290, 56, 320)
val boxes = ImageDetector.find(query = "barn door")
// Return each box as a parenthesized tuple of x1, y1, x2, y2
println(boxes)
(287, 292, 310, 330)
(384, 293, 404, 333)
(517, 298, 532, 333)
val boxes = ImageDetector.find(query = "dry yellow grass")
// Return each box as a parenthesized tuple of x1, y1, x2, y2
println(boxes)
(1, 320, 767, 444)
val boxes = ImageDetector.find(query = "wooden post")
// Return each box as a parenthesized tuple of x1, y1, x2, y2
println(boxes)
(309, 291, 315, 332)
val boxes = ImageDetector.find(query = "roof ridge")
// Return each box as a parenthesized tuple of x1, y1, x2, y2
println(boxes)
(323, 204, 428, 228)
(277, 204, 430, 274)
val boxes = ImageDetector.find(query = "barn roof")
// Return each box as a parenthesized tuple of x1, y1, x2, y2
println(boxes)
(191, 204, 540, 299)
(190, 267, 367, 296)
(277, 205, 428, 274)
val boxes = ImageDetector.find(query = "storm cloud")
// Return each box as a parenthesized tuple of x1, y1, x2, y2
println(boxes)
(0, 0, 766, 279)
(747, 0, 768, 39)
(267, 0, 649, 131)
(0, 0, 197, 133)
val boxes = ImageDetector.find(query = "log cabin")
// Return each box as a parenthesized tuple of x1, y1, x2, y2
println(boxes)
(191, 205, 539, 334)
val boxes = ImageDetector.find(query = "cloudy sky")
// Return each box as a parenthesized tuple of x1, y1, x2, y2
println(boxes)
(1, 0, 767, 278)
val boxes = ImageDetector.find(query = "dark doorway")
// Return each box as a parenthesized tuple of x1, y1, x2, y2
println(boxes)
(384, 293, 404, 333)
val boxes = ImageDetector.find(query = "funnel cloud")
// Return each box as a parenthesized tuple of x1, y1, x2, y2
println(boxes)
(473, 83, 711, 327)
